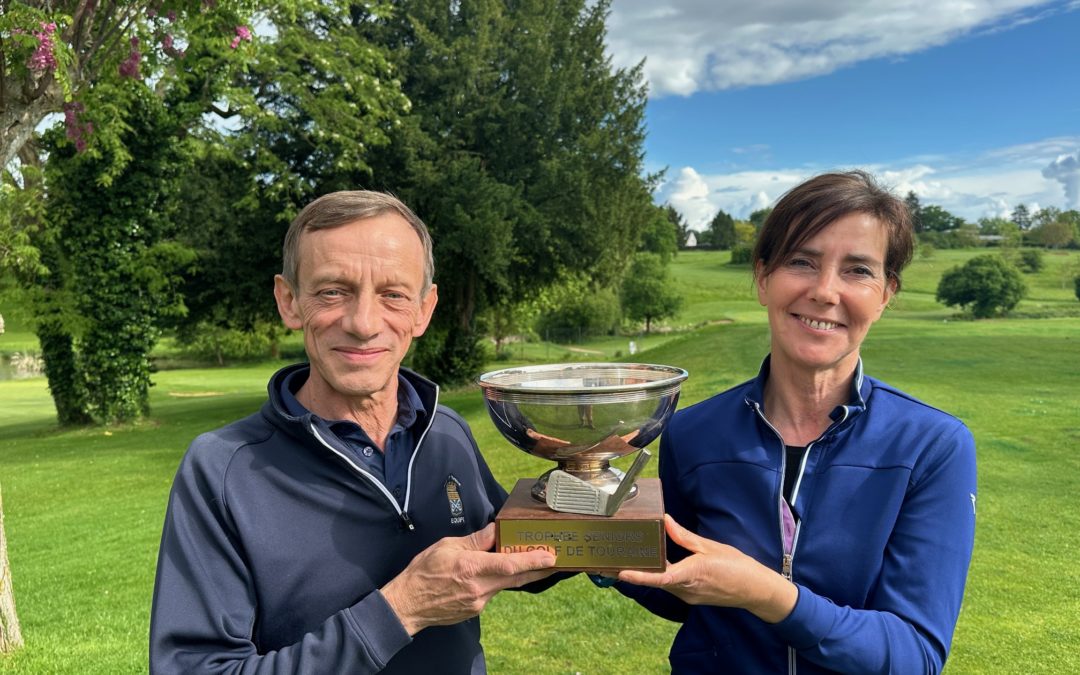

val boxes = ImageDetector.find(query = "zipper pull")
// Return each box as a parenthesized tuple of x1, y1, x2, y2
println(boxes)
(782, 553, 793, 580)
(400, 511, 415, 531)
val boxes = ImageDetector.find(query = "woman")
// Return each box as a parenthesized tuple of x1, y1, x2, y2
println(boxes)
(618, 171, 976, 674)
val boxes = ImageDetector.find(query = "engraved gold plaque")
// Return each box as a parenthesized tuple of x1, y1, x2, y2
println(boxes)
(496, 478, 666, 572)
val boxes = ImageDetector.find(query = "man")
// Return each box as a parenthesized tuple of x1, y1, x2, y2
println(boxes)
(150, 191, 557, 673)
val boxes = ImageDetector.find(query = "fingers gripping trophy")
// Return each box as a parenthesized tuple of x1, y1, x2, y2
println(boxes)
(478, 363, 687, 572)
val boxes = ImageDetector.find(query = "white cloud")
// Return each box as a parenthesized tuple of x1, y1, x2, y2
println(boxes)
(1042, 152, 1080, 208)
(657, 168, 806, 229)
(608, 0, 1065, 97)
(656, 136, 1080, 224)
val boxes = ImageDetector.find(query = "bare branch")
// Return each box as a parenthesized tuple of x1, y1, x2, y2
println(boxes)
(209, 103, 238, 118)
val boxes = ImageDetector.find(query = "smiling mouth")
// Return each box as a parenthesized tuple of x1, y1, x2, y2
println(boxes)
(797, 315, 841, 331)
(335, 346, 385, 357)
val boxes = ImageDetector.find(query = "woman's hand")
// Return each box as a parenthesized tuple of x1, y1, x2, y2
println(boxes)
(618, 514, 798, 624)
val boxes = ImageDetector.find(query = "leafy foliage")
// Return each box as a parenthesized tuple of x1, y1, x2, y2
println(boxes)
(0, 1, 258, 168)
(620, 253, 682, 333)
(664, 204, 691, 249)
(730, 243, 754, 265)
(936, 254, 1027, 318)
(919, 204, 966, 232)
(534, 277, 620, 343)
(359, 0, 656, 382)
(35, 87, 192, 424)
(1011, 203, 1032, 230)
(905, 191, 923, 233)
(638, 204, 679, 262)
(704, 208, 736, 250)
(1017, 249, 1044, 273)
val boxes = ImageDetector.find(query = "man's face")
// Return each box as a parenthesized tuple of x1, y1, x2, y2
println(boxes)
(274, 213, 437, 411)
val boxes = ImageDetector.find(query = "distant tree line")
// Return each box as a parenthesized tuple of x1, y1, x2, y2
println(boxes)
(679, 191, 1079, 255)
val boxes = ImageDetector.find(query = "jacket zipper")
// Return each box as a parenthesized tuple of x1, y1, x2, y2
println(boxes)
(307, 384, 440, 532)
(750, 401, 809, 675)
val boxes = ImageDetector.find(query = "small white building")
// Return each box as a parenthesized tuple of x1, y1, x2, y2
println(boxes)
(684, 231, 698, 248)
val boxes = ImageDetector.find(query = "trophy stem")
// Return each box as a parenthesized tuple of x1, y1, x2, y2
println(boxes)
(530, 461, 638, 503)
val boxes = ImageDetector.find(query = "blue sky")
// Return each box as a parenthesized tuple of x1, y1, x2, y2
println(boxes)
(606, 0, 1080, 229)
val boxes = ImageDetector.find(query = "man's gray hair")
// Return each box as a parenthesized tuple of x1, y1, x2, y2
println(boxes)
(281, 191, 435, 294)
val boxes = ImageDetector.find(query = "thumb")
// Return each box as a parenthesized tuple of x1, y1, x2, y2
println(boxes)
(664, 514, 708, 553)
(460, 523, 497, 552)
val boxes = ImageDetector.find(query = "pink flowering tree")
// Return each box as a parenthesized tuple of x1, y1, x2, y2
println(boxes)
(0, 1, 262, 169)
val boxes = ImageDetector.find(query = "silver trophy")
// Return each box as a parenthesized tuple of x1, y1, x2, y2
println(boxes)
(478, 362, 688, 514)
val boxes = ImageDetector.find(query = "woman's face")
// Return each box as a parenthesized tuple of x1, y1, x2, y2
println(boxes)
(756, 212, 895, 377)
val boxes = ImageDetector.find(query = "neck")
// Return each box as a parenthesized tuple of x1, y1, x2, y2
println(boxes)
(296, 376, 399, 451)
(762, 356, 856, 446)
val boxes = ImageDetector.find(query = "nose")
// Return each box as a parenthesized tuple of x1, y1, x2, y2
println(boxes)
(809, 268, 841, 305)
(341, 293, 380, 339)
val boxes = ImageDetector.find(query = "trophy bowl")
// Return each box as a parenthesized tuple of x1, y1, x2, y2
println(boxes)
(478, 362, 688, 502)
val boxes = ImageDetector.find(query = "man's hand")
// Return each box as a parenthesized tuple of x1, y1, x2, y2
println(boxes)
(617, 515, 797, 624)
(381, 523, 557, 635)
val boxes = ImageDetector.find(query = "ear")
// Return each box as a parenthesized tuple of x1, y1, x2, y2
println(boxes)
(754, 261, 768, 307)
(274, 275, 304, 330)
(413, 284, 439, 337)
(876, 277, 898, 317)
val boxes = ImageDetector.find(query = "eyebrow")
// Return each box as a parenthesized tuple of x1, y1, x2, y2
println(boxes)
(794, 247, 884, 267)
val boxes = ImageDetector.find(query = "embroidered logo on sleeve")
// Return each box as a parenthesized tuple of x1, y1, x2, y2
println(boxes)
(446, 475, 465, 525)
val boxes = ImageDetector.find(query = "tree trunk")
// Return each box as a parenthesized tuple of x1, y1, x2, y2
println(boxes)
(0, 485, 24, 653)
(0, 80, 62, 170)
(37, 320, 93, 426)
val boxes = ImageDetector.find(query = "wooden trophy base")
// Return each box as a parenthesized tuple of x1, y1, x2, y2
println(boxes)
(495, 478, 665, 573)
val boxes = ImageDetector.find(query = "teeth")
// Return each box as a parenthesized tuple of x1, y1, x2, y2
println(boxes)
(801, 317, 838, 330)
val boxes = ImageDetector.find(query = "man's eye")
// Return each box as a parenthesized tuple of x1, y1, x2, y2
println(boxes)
(319, 289, 343, 297)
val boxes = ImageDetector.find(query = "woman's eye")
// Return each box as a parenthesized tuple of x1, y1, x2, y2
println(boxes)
(850, 266, 874, 277)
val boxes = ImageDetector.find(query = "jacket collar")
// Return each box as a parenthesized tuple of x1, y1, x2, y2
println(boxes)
(744, 354, 869, 426)
(266, 363, 440, 429)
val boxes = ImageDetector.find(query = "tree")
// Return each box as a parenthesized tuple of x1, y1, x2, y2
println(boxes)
(1011, 203, 1032, 230)
(919, 204, 965, 232)
(977, 217, 1010, 236)
(905, 191, 923, 233)
(936, 254, 1026, 318)
(0, 1, 261, 168)
(749, 207, 772, 230)
(34, 87, 192, 424)
(734, 221, 756, 246)
(169, 2, 409, 351)
(0, 484, 21, 654)
(638, 204, 678, 262)
(534, 276, 620, 342)
(1030, 219, 1076, 249)
(706, 208, 736, 250)
(663, 204, 691, 249)
(621, 252, 682, 333)
(360, 0, 656, 382)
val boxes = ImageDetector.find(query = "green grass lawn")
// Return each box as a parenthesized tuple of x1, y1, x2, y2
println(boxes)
(1, 249, 1079, 673)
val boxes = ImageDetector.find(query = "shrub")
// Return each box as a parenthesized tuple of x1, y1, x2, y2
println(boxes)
(179, 326, 272, 365)
(729, 244, 754, 265)
(936, 254, 1027, 318)
(1017, 249, 1044, 273)
(535, 285, 620, 343)
(1074, 275, 1080, 302)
